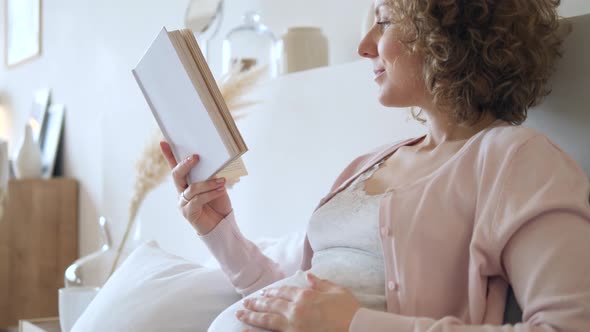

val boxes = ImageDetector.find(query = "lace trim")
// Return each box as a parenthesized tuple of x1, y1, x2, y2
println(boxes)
(349, 159, 388, 197)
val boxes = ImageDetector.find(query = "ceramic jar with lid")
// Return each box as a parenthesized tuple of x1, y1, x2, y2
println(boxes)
(279, 27, 329, 74)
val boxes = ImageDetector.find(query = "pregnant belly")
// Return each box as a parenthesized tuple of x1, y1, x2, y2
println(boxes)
(208, 250, 387, 332)
(208, 270, 311, 332)
(310, 249, 386, 300)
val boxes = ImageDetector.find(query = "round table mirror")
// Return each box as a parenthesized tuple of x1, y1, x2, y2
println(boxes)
(185, 0, 224, 61)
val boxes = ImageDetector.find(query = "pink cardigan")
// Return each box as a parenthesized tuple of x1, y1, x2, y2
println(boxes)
(200, 122, 590, 331)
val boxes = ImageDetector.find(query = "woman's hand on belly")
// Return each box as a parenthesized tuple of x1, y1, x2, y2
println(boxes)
(237, 272, 360, 332)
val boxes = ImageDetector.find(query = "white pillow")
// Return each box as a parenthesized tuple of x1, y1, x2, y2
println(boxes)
(72, 241, 241, 332)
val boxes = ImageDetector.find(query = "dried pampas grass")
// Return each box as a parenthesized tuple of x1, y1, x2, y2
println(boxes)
(128, 129, 168, 231)
(220, 65, 267, 118)
(108, 65, 266, 278)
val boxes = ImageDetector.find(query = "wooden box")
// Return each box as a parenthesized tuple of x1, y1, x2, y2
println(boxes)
(0, 179, 78, 328)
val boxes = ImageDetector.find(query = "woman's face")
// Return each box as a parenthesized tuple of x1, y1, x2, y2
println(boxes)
(358, 0, 427, 108)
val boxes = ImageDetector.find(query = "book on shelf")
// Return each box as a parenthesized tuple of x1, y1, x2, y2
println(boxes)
(132, 27, 248, 184)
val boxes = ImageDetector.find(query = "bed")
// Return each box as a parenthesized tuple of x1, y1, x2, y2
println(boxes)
(72, 13, 590, 332)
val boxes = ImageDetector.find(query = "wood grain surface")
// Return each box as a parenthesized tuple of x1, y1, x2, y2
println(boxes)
(0, 179, 78, 328)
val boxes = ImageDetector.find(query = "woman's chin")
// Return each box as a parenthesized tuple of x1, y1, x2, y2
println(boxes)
(378, 93, 404, 108)
(377, 87, 415, 108)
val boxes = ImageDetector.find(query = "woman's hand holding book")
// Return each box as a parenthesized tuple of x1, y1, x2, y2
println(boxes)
(160, 141, 233, 236)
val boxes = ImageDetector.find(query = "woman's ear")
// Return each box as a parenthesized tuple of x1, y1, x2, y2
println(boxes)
(557, 18, 573, 40)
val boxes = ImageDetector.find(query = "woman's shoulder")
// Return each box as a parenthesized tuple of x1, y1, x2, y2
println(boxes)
(478, 124, 564, 160)
(480, 124, 541, 149)
(477, 124, 586, 178)
(477, 126, 590, 252)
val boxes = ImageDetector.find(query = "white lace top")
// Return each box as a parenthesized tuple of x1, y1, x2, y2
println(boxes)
(208, 161, 389, 331)
(305, 160, 387, 311)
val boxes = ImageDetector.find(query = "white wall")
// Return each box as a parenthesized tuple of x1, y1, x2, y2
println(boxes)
(0, 0, 375, 260)
(0, 0, 590, 264)
(560, 0, 590, 17)
(135, 60, 426, 263)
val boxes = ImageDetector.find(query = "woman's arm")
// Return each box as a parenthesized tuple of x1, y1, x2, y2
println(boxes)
(349, 210, 590, 331)
(199, 211, 286, 298)
(350, 135, 590, 331)
(159, 141, 282, 297)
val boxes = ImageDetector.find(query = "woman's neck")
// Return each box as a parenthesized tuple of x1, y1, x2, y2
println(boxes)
(417, 110, 499, 152)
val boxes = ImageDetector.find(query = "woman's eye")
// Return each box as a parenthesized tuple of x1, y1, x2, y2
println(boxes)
(376, 21, 392, 31)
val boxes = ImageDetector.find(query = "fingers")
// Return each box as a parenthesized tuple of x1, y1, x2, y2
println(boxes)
(160, 141, 200, 193)
(159, 141, 177, 169)
(171, 154, 199, 193)
(243, 296, 291, 316)
(183, 186, 227, 210)
(261, 285, 313, 302)
(236, 310, 286, 331)
(177, 192, 192, 209)
(182, 177, 226, 200)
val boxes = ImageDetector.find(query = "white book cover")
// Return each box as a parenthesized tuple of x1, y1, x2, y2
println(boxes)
(132, 27, 230, 184)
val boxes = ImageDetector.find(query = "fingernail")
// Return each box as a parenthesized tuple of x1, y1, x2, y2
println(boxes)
(216, 177, 225, 184)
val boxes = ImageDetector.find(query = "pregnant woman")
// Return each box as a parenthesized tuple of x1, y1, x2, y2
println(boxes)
(161, 0, 590, 330)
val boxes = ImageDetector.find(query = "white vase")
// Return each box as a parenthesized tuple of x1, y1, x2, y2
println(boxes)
(279, 27, 329, 74)
(64, 215, 143, 288)
(13, 124, 43, 179)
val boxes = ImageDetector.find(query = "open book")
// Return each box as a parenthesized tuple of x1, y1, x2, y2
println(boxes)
(132, 27, 248, 184)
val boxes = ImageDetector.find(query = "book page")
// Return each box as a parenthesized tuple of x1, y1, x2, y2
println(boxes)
(180, 29, 248, 153)
(214, 157, 248, 182)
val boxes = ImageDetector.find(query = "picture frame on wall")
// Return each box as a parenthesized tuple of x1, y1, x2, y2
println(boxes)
(39, 104, 65, 179)
(4, 0, 42, 68)
(29, 88, 51, 144)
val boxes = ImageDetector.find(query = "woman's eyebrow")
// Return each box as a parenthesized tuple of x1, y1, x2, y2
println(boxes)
(375, 4, 385, 17)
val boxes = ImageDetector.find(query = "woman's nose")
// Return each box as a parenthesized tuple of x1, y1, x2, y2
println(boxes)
(358, 29, 378, 59)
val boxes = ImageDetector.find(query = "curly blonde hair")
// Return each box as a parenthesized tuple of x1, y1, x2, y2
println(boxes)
(388, 0, 565, 125)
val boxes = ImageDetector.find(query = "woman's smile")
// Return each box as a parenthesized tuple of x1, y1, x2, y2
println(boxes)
(373, 68, 386, 81)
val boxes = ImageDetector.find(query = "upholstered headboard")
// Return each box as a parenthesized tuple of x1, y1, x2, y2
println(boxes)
(524, 14, 590, 176)
(504, 13, 590, 323)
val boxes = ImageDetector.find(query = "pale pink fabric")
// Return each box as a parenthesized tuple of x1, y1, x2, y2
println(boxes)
(199, 121, 590, 331)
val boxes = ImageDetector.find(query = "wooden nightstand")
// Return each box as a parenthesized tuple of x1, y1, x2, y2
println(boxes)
(0, 179, 78, 328)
